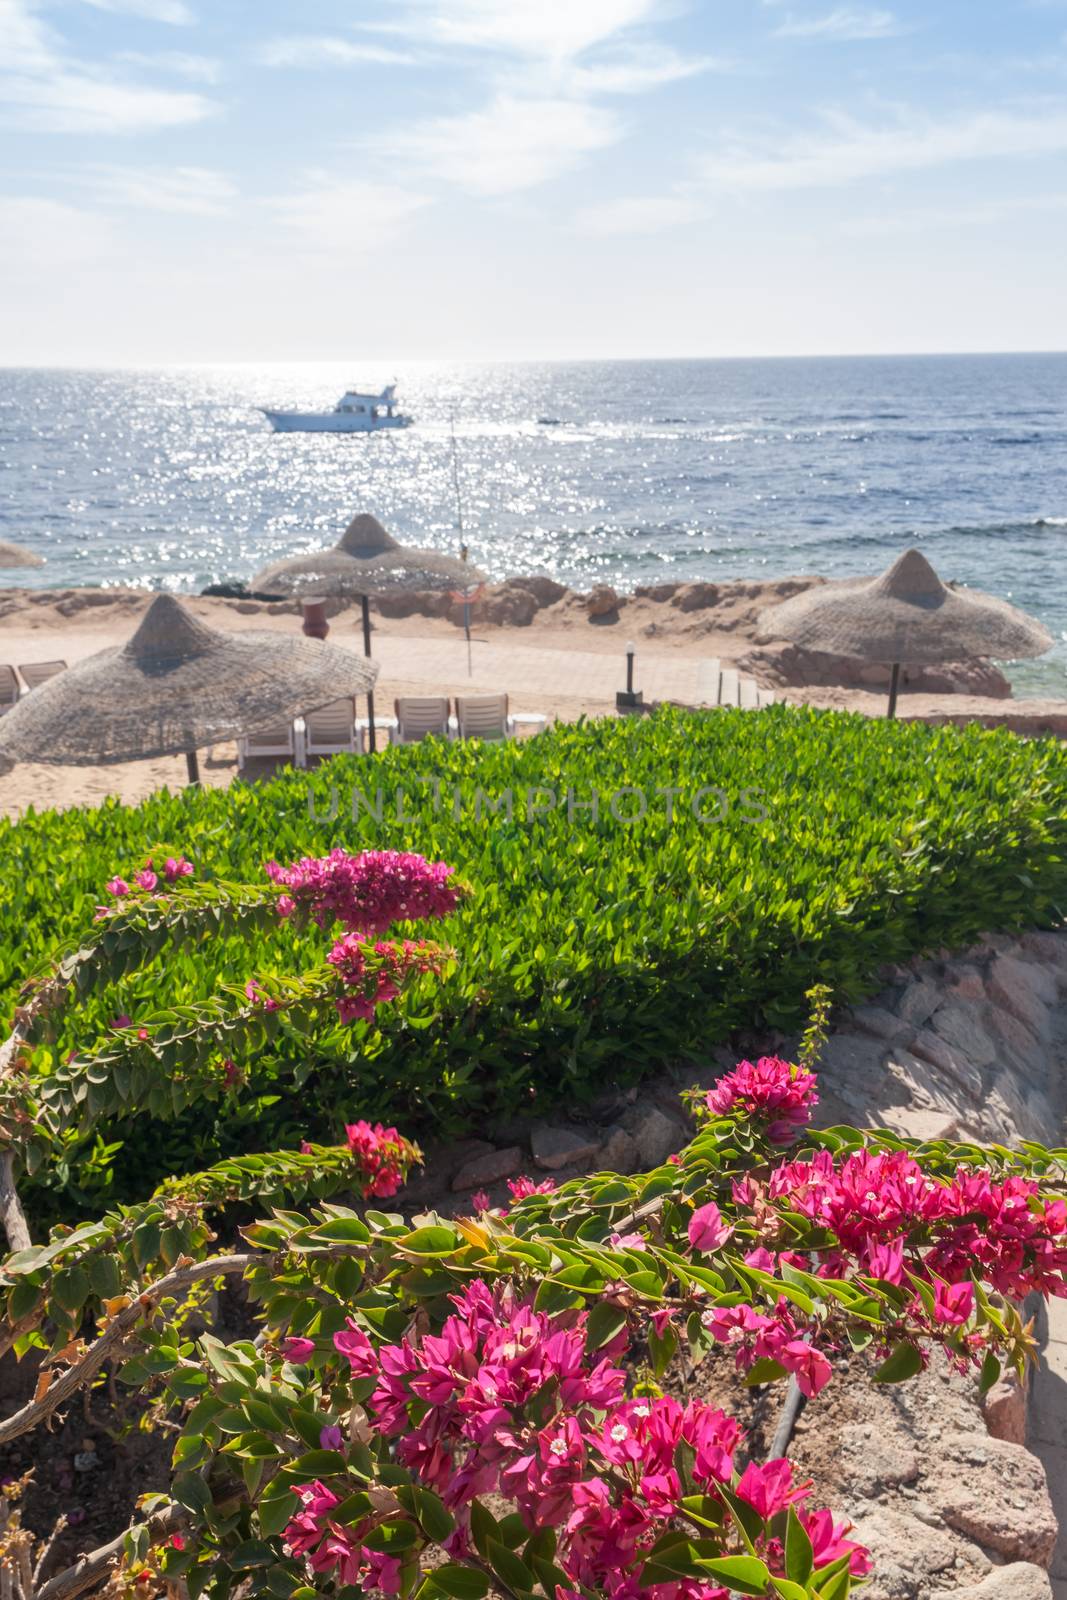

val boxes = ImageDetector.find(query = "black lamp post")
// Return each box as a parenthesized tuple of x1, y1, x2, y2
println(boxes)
(616, 641, 642, 712)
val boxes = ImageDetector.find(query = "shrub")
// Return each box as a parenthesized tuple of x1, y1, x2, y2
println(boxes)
(2, 868, 1065, 1600)
(2, 706, 1065, 1215)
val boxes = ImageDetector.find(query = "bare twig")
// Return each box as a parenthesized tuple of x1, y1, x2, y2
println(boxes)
(35, 1505, 183, 1600)
(33, 1516, 69, 1586)
(0, 1254, 259, 1447)
(0, 1151, 32, 1254)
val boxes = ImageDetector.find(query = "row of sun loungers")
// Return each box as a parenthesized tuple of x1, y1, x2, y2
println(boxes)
(236, 694, 548, 771)
(0, 660, 67, 710)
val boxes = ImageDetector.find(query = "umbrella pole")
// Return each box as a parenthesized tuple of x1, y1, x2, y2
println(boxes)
(361, 592, 377, 754)
(185, 749, 201, 785)
(886, 662, 901, 719)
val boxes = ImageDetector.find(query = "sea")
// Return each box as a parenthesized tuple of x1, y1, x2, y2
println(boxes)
(1, 354, 1065, 696)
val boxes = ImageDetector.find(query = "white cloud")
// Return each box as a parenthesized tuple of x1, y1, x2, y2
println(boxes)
(362, 0, 666, 62)
(773, 8, 903, 39)
(117, 50, 221, 83)
(699, 105, 1067, 190)
(399, 93, 620, 193)
(75, 0, 194, 23)
(578, 192, 702, 232)
(0, 0, 215, 130)
(267, 176, 429, 254)
(257, 36, 416, 69)
(85, 163, 237, 212)
(560, 45, 716, 95)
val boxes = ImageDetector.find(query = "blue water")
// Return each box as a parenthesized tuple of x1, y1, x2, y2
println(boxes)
(1, 355, 1065, 694)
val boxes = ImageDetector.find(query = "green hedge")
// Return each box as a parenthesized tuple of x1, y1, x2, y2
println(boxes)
(3, 705, 1065, 1215)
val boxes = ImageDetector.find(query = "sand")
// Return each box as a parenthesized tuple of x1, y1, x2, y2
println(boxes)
(1, 585, 1064, 819)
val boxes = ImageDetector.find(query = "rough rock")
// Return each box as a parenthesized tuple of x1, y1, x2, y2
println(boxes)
(670, 582, 720, 613)
(375, 588, 450, 619)
(930, 1003, 998, 1067)
(909, 1029, 985, 1101)
(987, 954, 1056, 1038)
(986, 1006, 1048, 1079)
(1019, 931, 1067, 973)
(816, 1034, 889, 1111)
(633, 582, 680, 602)
(451, 1146, 524, 1192)
(531, 1125, 600, 1171)
(896, 979, 943, 1029)
(833, 1422, 920, 1497)
(597, 1125, 640, 1174)
(849, 1004, 908, 1041)
(930, 1565, 1053, 1600)
(933, 1434, 1057, 1565)
(884, 1048, 960, 1111)
(505, 574, 568, 609)
(945, 964, 987, 1001)
(628, 1105, 685, 1168)
(981, 1372, 1028, 1446)
(847, 1506, 962, 1598)
(584, 584, 620, 618)
(878, 1104, 960, 1142)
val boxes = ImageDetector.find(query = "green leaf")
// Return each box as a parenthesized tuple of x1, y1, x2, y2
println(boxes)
(422, 1567, 489, 1600)
(585, 1300, 628, 1350)
(871, 1341, 923, 1384)
(785, 1506, 814, 1587)
(487, 1538, 535, 1595)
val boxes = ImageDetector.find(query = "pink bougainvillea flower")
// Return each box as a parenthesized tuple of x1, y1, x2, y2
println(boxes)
(688, 1201, 734, 1254)
(265, 848, 461, 935)
(470, 1190, 491, 1216)
(244, 979, 278, 1012)
(283, 1336, 316, 1363)
(507, 1176, 557, 1200)
(333, 1318, 377, 1377)
(133, 868, 158, 892)
(162, 856, 194, 881)
(106, 877, 129, 897)
(706, 1056, 818, 1142)
(319, 1424, 344, 1451)
(933, 1280, 975, 1325)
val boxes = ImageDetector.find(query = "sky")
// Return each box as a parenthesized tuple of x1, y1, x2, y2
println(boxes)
(2, 0, 1067, 362)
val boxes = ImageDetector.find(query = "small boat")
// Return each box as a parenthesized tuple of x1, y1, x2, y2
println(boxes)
(260, 384, 412, 434)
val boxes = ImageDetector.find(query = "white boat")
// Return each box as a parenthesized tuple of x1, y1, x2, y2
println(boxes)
(260, 384, 412, 434)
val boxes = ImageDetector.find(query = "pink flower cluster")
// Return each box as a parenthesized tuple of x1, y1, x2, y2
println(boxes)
(699, 1301, 834, 1399)
(100, 855, 194, 914)
(326, 936, 445, 1024)
(343, 1120, 410, 1199)
(705, 1056, 819, 1144)
(762, 1147, 1067, 1301)
(284, 1281, 868, 1599)
(470, 1175, 556, 1218)
(266, 849, 461, 934)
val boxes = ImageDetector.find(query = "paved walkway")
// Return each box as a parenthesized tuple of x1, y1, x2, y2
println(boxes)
(373, 635, 771, 708)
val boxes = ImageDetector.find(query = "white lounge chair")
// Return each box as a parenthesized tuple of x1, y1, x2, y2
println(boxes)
(392, 696, 451, 745)
(302, 698, 363, 764)
(18, 659, 66, 691)
(455, 693, 513, 741)
(0, 666, 18, 714)
(237, 721, 303, 771)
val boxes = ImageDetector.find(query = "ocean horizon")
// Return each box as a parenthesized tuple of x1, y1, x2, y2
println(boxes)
(2, 352, 1065, 695)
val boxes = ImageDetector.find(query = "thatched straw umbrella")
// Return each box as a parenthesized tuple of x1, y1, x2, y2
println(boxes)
(756, 548, 1052, 716)
(252, 514, 486, 751)
(0, 540, 44, 569)
(0, 593, 379, 783)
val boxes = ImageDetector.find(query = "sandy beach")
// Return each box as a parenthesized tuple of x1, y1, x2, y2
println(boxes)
(2, 579, 1065, 819)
